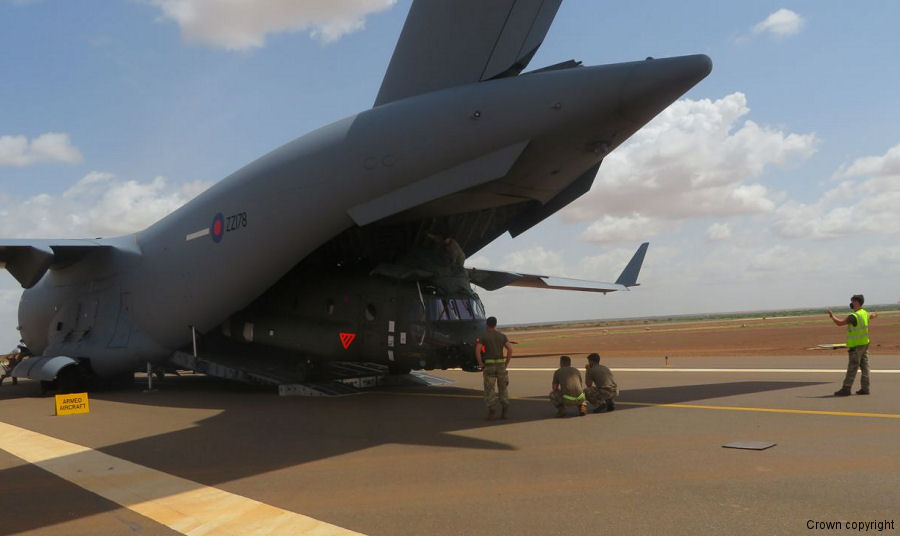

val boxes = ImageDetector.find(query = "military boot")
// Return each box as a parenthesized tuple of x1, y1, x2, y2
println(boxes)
(856, 388, 870, 395)
(555, 407, 566, 418)
(834, 387, 852, 397)
(485, 408, 496, 421)
(606, 399, 615, 411)
(500, 405, 509, 419)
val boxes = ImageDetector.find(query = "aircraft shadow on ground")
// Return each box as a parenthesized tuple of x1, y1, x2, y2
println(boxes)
(519, 380, 829, 407)
(1, 376, 826, 534)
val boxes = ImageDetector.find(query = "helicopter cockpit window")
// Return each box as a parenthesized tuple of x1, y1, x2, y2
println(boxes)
(427, 297, 485, 321)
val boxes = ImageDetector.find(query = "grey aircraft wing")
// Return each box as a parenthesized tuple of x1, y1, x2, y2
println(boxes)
(0, 239, 114, 288)
(375, 0, 562, 106)
(468, 242, 649, 293)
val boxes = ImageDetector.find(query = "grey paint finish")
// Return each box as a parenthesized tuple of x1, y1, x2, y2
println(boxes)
(1, 0, 711, 385)
(348, 140, 529, 226)
(375, 0, 562, 105)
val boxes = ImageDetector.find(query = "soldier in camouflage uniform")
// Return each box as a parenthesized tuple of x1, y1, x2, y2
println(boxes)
(584, 353, 618, 413)
(476, 316, 513, 420)
(549, 355, 587, 417)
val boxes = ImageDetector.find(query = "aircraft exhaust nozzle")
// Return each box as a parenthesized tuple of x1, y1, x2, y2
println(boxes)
(617, 54, 713, 124)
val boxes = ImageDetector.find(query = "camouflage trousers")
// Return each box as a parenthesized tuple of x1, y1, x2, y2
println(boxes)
(482, 364, 509, 410)
(549, 390, 586, 408)
(584, 386, 617, 407)
(843, 344, 870, 390)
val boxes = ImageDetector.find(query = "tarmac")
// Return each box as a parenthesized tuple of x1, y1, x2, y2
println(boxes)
(2, 353, 899, 536)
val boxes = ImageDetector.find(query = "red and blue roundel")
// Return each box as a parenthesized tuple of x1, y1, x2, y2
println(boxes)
(211, 213, 225, 243)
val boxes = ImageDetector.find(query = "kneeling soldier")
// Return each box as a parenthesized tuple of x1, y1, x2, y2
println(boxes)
(549, 355, 587, 417)
(584, 353, 618, 413)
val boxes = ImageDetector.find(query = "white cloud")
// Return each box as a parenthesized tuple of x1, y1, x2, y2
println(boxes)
(0, 171, 210, 238)
(564, 92, 817, 243)
(773, 142, 900, 239)
(834, 143, 900, 179)
(148, 0, 396, 50)
(706, 222, 732, 241)
(497, 246, 567, 276)
(465, 255, 491, 269)
(752, 8, 805, 37)
(580, 214, 670, 243)
(0, 132, 83, 166)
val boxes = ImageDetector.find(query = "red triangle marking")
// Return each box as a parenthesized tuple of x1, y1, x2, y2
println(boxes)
(339, 332, 356, 350)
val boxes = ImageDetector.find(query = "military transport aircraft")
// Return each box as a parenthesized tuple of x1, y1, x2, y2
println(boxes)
(0, 0, 710, 392)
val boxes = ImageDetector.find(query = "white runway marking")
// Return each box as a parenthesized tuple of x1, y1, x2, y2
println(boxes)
(185, 228, 209, 241)
(0, 421, 366, 536)
(508, 367, 900, 373)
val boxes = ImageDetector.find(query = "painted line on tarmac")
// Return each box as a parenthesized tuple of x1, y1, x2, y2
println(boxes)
(508, 367, 900, 373)
(0, 421, 366, 536)
(617, 401, 900, 419)
(372, 392, 900, 420)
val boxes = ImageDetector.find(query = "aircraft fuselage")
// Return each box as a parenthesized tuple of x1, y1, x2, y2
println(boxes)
(16, 55, 711, 385)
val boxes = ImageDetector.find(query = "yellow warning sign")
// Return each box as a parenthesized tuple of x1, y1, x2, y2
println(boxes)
(54, 392, 90, 416)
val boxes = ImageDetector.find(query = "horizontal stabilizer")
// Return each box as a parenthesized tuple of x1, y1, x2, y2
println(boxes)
(375, 0, 562, 106)
(0, 239, 112, 288)
(468, 242, 649, 293)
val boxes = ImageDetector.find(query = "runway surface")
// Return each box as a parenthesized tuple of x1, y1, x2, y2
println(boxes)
(2, 353, 899, 535)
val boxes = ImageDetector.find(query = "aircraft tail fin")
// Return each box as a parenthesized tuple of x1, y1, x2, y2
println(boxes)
(374, 0, 562, 106)
(614, 242, 649, 287)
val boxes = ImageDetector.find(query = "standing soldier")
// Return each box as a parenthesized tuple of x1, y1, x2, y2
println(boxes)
(828, 294, 877, 396)
(584, 353, 618, 413)
(475, 316, 513, 420)
(549, 355, 587, 417)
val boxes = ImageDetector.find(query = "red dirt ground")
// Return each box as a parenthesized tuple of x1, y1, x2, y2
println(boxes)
(505, 311, 900, 358)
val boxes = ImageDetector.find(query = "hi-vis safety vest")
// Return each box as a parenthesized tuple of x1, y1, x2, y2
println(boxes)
(847, 308, 870, 348)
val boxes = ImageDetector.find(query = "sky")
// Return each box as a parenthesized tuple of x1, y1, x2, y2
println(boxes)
(2, 0, 900, 350)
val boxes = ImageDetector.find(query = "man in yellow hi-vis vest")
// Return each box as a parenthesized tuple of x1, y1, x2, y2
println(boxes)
(827, 294, 878, 396)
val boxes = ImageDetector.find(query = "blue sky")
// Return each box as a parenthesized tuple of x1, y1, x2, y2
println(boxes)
(2, 1, 900, 350)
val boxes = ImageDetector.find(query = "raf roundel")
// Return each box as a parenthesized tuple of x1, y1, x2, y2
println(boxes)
(211, 213, 225, 243)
